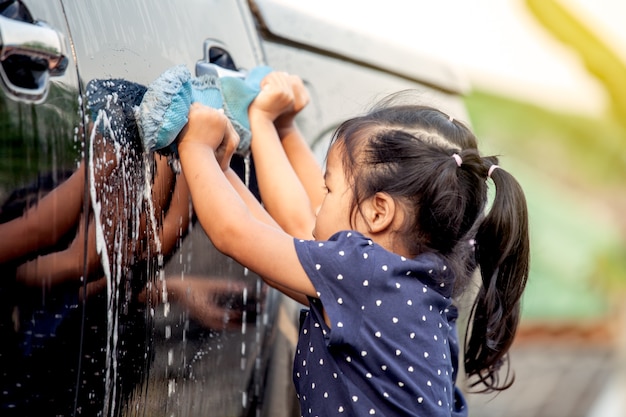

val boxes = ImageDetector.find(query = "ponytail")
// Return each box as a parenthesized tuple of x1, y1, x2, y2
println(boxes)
(464, 164, 530, 391)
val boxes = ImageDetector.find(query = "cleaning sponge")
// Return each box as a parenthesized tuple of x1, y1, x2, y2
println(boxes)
(220, 65, 272, 150)
(136, 64, 272, 155)
(135, 65, 193, 153)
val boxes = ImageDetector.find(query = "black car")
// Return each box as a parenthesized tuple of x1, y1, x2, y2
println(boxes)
(0, 1, 468, 415)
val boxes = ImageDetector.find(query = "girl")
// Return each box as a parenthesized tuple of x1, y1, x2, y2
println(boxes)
(177, 74, 529, 416)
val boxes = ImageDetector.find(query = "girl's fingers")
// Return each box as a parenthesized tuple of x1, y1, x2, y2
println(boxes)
(262, 71, 291, 91)
(288, 75, 310, 113)
(224, 118, 240, 156)
(258, 72, 295, 110)
(216, 118, 240, 171)
(182, 103, 229, 150)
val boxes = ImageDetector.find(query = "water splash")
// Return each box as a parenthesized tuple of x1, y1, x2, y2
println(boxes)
(87, 82, 164, 415)
(88, 109, 118, 416)
(243, 153, 251, 188)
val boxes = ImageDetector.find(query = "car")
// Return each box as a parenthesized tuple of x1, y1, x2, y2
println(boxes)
(0, 1, 468, 416)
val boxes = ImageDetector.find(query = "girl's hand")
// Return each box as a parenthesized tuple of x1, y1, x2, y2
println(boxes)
(249, 72, 294, 122)
(178, 103, 240, 170)
(290, 75, 310, 113)
(214, 115, 240, 171)
(275, 74, 310, 133)
(179, 104, 229, 150)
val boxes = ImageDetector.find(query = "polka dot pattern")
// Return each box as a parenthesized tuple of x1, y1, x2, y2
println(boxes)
(293, 231, 468, 416)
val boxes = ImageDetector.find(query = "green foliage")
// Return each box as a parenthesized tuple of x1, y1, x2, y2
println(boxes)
(466, 90, 626, 188)
(591, 244, 626, 295)
(526, 0, 626, 124)
(465, 90, 626, 319)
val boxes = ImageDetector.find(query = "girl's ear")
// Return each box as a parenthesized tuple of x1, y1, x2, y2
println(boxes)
(363, 192, 396, 233)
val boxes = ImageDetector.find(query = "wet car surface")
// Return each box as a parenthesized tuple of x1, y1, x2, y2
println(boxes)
(0, 1, 468, 415)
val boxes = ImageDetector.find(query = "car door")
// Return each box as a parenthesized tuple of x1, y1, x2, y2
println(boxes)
(1, 1, 291, 416)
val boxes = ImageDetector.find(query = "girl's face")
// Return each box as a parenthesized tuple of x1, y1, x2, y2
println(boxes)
(313, 144, 365, 240)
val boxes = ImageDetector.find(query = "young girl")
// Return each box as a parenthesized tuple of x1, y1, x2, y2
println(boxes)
(177, 74, 529, 416)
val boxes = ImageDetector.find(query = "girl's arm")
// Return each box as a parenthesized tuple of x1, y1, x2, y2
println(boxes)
(178, 104, 315, 302)
(15, 211, 101, 288)
(249, 72, 316, 239)
(224, 168, 278, 229)
(224, 167, 310, 305)
(15, 155, 187, 288)
(0, 164, 85, 264)
(273, 75, 325, 213)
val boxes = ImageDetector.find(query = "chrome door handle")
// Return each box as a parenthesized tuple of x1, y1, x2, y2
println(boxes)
(0, 14, 68, 102)
(195, 39, 245, 78)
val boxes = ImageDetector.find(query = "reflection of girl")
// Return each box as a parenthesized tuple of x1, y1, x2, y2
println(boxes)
(178, 72, 530, 416)
(0, 152, 190, 291)
(0, 78, 192, 416)
(141, 274, 261, 331)
(0, 164, 85, 265)
(0, 77, 192, 291)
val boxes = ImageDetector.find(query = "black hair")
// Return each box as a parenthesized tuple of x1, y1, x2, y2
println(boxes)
(328, 91, 530, 392)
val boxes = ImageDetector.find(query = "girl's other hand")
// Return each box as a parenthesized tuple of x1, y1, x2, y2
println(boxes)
(288, 74, 310, 115)
(249, 71, 294, 122)
(275, 74, 310, 132)
(215, 115, 239, 171)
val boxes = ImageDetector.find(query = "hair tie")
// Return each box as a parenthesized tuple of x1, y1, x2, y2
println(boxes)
(451, 153, 462, 167)
(488, 164, 500, 178)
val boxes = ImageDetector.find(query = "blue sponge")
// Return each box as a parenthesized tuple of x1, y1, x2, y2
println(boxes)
(220, 65, 272, 152)
(136, 65, 193, 153)
(137, 64, 273, 155)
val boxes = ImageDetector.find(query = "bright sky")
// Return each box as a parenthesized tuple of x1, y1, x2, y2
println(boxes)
(281, 0, 625, 115)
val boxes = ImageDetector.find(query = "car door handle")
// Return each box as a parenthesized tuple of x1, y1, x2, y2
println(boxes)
(195, 39, 245, 78)
(0, 14, 68, 102)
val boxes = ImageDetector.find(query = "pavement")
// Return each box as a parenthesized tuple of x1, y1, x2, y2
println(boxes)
(465, 324, 626, 417)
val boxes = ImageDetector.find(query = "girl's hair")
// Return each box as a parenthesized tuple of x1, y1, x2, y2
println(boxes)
(328, 92, 530, 392)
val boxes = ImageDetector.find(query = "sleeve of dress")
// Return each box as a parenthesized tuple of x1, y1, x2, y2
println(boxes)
(294, 231, 375, 347)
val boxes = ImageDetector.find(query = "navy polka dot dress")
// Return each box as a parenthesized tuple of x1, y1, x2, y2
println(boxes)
(293, 231, 468, 416)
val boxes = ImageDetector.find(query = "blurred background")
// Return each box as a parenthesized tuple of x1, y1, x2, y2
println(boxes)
(285, 0, 626, 415)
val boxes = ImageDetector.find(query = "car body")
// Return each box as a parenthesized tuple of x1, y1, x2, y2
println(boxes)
(0, 1, 468, 416)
